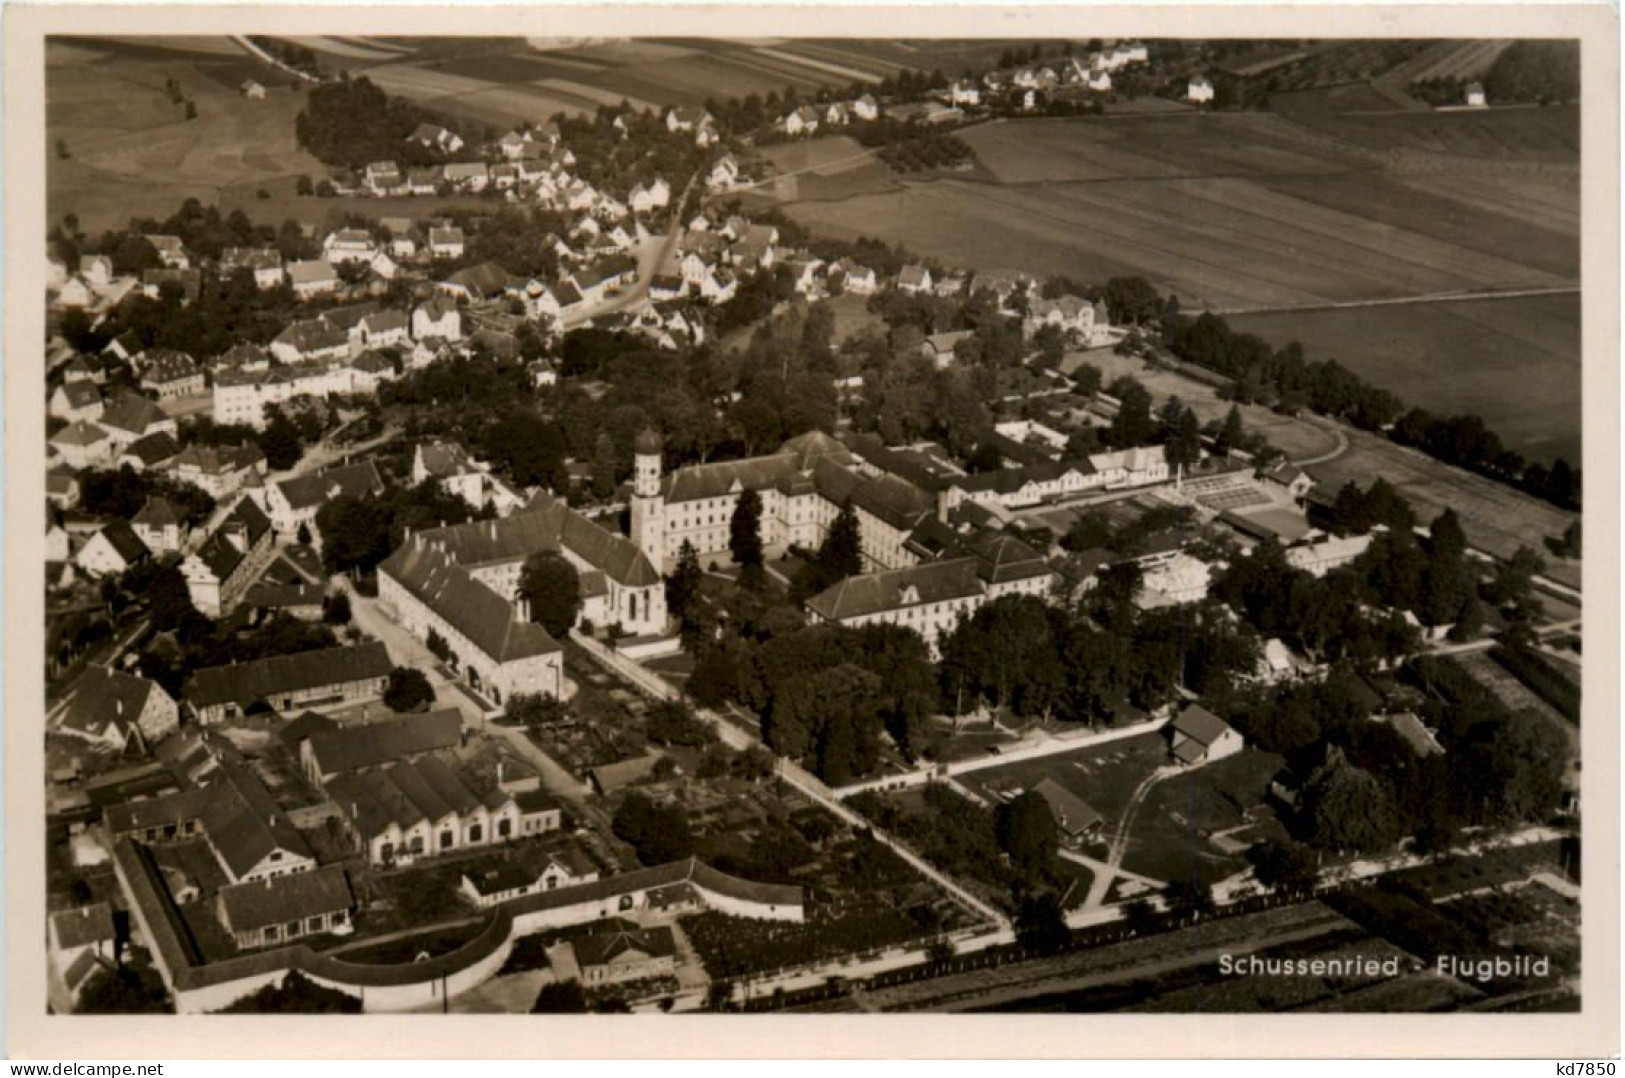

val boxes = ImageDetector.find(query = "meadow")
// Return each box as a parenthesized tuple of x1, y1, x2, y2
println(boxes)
(1228, 293, 1581, 464)
(47, 37, 326, 230)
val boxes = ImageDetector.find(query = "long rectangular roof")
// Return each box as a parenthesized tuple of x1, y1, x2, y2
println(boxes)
(218, 865, 353, 933)
(307, 709, 463, 777)
(379, 538, 562, 664)
(186, 643, 393, 709)
(807, 557, 985, 622)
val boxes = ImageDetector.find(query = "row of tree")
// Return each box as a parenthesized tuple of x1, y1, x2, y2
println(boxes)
(1165, 309, 1581, 511)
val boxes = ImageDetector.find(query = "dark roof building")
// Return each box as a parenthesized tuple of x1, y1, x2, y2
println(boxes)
(185, 642, 394, 721)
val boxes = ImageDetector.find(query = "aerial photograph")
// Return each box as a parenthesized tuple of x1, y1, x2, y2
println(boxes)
(40, 33, 1583, 1017)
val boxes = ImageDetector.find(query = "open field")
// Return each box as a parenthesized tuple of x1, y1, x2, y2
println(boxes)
(1119, 749, 1288, 886)
(1229, 293, 1580, 464)
(1273, 87, 1580, 163)
(1307, 426, 1580, 583)
(781, 116, 1577, 311)
(1062, 347, 1344, 463)
(47, 37, 325, 231)
(1060, 345, 1581, 584)
(956, 732, 1170, 828)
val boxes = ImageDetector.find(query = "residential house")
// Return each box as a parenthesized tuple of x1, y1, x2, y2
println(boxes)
(323, 229, 377, 266)
(217, 865, 355, 951)
(132, 496, 186, 555)
(286, 259, 341, 301)
(853, 94, 881, 120)
(264, 460, 386, 539)
(49, 421, 114, 469)
(356, 309, 411, 351)
(145, 234, 191, 269)
(412, 296, 464, 342)
(168, 443, 266, 500)
(74, 520, 149, 578)
(429, 226, 465, 260)
(49, 904, 119, 1003)
(49, 381, 104, 423)
(1188, 76, 1215, 104)
(180, 497, 277, 617)
(220, 247, 285, 290)
(408, 121, 465, 154)
(138, 349, 205, 400)
(1168, 704, 1244, 766)
(52, 666, 180, 754)
(897, 264, 934, 294)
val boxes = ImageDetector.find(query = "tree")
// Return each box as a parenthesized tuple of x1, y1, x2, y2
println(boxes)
(1166, 407, 1203, 473)
(1247, 838, 1318, 893)
(612, 792, 694, 865)
(258, 410, 304, 470)
(1107, 379, 1155, 448)
(321, 592, 351, 625)
(296, 174, 314, 196)
(666, 540, 703, 624)
(1213, 404, 1246, 455)
(729, 488, 765, 573)
(518, 551, 582, 638)
(1301, 748, 1401, 854)
(1014, 891, 1071, 953)
(816, 499, 863, 582)
(531, 981, 588, 1013)
(382, 666, 435, 712)
(996, 790, 1058, 881)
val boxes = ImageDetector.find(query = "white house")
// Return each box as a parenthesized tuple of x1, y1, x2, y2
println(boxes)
(1188, 76, 1215, 105)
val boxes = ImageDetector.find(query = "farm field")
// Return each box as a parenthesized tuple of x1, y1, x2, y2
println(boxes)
(1274, 87, 1581, 163)
(1228, 293, 1581, 464)
(781, 116, 1578, 311)
(47, 37, 324, 231)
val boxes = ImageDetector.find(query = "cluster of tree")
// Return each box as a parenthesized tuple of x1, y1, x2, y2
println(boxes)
(1238, 653, 1570, 864)
(137, 611, 342, 699)
(517, 551, 582, 637)
(689, 618, 938, 780)
(294, 74, 466, 168)
(543, 105, 710, 201)
(1166, 310, 1580, 510)
(215, 971, 360, 1014)
(75, 466, 214, 528)
(611, 792, 694, 866)
(940, 594, 1262, 723)
(1409, 75, 1474, 107)
(382, 666, 435, 712)
(1483, 40, 1580, 105)
(314, 478, 489, 576)
(645, 700, 717, 748)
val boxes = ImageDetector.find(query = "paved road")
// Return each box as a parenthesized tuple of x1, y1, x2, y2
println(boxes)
(559, 171, 701, 330)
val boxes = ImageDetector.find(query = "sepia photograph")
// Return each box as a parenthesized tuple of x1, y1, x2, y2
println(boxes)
(5, 1, 1618, 1060)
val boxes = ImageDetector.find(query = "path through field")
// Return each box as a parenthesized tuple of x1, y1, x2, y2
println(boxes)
(1081, 765, 1178, 909)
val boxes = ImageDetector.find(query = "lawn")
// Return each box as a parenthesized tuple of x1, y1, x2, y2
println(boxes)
(1118, 748, 1288, 887)
(956, 732, 1169, 827)
(1228, 293, 1580, 464)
